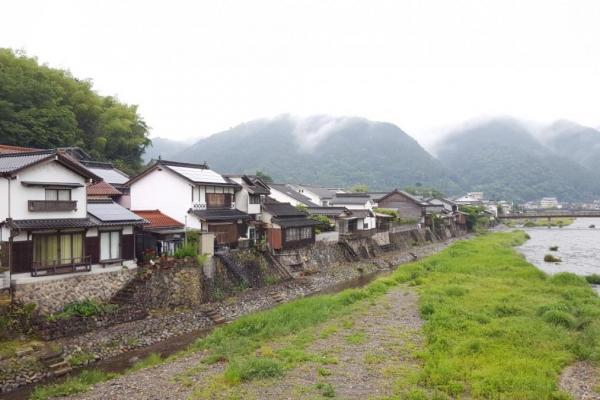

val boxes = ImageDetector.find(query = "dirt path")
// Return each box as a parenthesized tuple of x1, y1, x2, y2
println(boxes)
(560, 362, 600, 400)
(68, 287, 423, 400)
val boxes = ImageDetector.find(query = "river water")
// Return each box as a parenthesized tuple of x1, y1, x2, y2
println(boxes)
(518, 218, 600, 278)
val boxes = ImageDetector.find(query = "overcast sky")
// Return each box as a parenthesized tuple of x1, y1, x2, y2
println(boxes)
(2, 0, 600, 148)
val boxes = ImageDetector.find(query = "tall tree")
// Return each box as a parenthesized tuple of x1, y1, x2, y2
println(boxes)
(0, 48, 150, 174)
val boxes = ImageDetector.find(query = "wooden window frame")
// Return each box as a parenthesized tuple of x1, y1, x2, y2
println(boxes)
(99, 230, 122, 262)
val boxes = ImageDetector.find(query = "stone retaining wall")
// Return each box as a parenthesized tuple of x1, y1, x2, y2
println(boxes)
(13, 266, 137, 315)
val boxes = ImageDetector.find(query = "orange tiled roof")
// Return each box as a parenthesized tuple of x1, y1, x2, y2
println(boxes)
(87, 181, 122, 196)
(0, 144, 39, 154)
(131, 210, 184, 229)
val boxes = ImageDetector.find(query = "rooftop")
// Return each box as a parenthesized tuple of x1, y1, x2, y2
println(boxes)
(87, 181, 122, 197)
(81, 161, 129, 185)
(128, 159, 234, 187)
(0, 150, 100, 180)
(269, 184, 318, 206)
(189, 208, 251, 222)
(132, 210, 184, 229)
(262, 201, 309, 218)
(0, 144, 39, 154)
(87, 199, 148, 225)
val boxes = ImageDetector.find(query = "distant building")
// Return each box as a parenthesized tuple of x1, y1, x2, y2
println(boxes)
(540, 197, 559, 209)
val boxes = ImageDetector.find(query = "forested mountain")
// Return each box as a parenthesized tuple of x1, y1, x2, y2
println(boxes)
(0, 49, 149, 174)
(540, 120, 600, 172)
(436, 118, 600, 202)
(170, 115, 464, 193)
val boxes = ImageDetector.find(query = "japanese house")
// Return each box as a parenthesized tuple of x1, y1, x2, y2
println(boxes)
(126, 159, 251, 248)
(330, 193, 377, 231)
(376, 189, 427, 221)
(0, 150, 145, 277)
(261, 201, 320, 250)
(224, 174, 271, 242)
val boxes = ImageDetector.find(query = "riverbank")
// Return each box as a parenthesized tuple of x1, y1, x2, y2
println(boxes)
(27, 231, 600, 399)
(1, 236, 467, 398)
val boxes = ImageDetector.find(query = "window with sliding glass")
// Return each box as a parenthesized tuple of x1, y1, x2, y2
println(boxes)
(100, 231, 121, 261)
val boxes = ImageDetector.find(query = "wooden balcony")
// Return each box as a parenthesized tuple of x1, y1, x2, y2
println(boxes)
(31, 256, 92, 277)
(28, 200, 77, 212)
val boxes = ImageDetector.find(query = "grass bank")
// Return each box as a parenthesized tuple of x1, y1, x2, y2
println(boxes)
(505, 218, 574, 227)
(30, 232, 600, 399)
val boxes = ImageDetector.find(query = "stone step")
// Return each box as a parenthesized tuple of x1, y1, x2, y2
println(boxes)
(15, 347, 34, 357)
(49, 360, 69, 370)
(52, 366, 72, 377)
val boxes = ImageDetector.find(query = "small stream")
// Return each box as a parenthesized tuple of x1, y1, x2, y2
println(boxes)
(0, 269, 388, 400)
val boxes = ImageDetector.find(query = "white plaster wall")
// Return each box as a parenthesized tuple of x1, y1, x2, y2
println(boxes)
(0, 178, 8, 223)
(7, 160, 88, 220)
(129, 168, 192, 226)
(86, 228, 98, 237)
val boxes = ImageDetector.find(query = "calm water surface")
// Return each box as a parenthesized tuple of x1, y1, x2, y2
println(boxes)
(518, 217, 600, 278)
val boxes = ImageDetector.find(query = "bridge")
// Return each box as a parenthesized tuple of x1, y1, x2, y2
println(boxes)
(498, 211, 600, 219)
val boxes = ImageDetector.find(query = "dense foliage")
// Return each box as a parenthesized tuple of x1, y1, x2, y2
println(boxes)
(437, 118, 600, 202)
(0, 49, 150, 174)
(159, 115, 463, 193)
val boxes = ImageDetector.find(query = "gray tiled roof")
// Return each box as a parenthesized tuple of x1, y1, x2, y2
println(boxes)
(189, 208, 251, 222)
(300, 185, 337, 199)
(84, 165, 129, 185)
(0, 151, 54, 173)
(6, 218, 96, 230)
(272, 217, 321, 228)
(262, 201, 308, 217)
(269, 184, 318, 206)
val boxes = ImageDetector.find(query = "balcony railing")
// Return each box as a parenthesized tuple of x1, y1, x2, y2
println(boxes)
(28, 200, 77, 212)
(31, 255, 91, 277)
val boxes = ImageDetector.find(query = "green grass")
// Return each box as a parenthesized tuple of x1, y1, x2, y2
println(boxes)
(412, 231, 600, 399)
(507, 218, 574, 228)
(30, 370, 117, 400)
(189, 232, 600, 399)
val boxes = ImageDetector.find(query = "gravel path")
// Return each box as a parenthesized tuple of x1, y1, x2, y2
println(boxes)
(67, 287, 423, 400)
(560, 362, 600, 400)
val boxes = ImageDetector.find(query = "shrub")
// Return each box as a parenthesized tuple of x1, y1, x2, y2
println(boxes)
(549, 273, 587, 287)
(316, 382, 336, 398)
(549, 246, 559, 251)
(524, 221, 536, 228)
(174, 243, 197, 259)
(544, 254, 561, 263)
(49, 299, 114, 321)
(224, 357, 283, 383)
(585, 274, 600, 285)
(542, 310, 576, 329)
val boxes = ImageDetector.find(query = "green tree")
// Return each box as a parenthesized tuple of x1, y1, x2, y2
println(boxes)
(0, 48, 150, 174)
(255, 170, 273, 183)
(351, 184, 368, 193)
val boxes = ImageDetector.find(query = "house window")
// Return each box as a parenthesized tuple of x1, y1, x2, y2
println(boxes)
(285, 227, 312, 242)
(249, 194, 261, 204)
(33, 232, 84, 265)
(45, 189, 71, 201)
(100, 231, 121, 261)
(206, 193, 232, 208)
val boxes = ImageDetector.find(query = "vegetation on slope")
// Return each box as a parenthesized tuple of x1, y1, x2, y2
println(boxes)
(172, 115, 463, 193)
(0, 48, 150, 174)
(437, 118, 600, 202)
